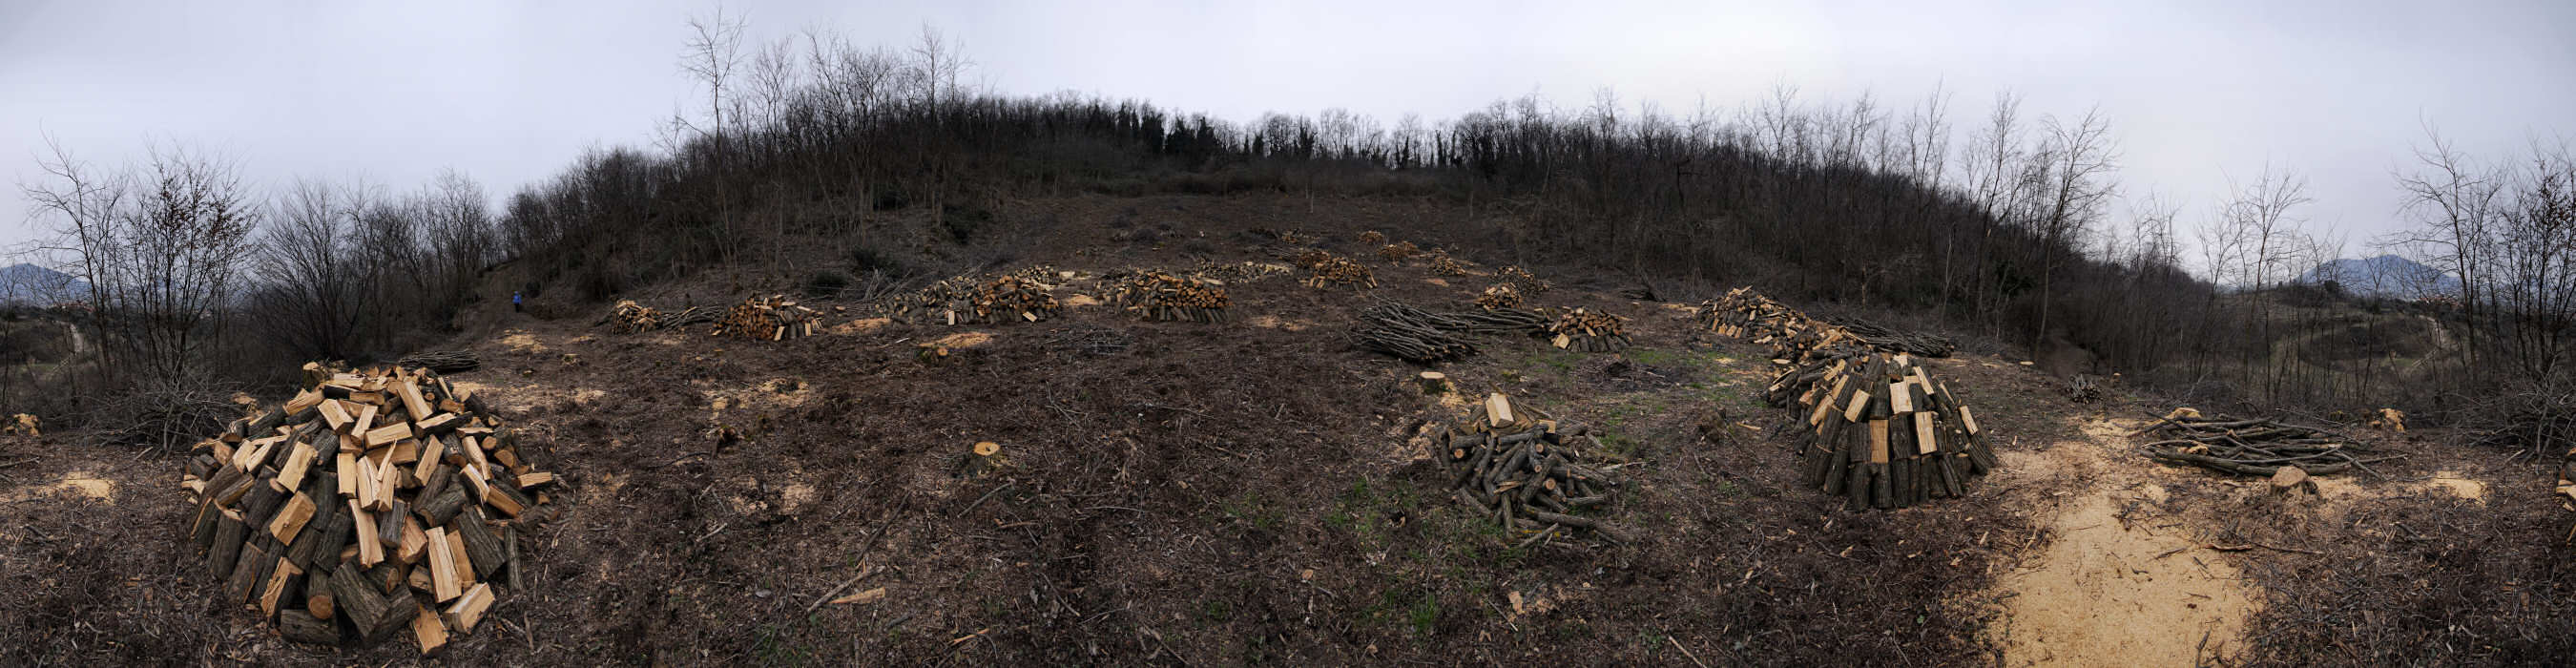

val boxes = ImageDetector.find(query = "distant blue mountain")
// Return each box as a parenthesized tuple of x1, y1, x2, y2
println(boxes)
(2299, 255, 2460, 300)
(0, 263, 85, 303)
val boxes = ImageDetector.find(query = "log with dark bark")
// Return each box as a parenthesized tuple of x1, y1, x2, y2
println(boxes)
(2135, 410, 2379, 478)
(1441, 393, 1636, 543)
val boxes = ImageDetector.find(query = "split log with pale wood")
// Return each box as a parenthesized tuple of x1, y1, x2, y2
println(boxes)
(1701, 287, 1954, 359)
(179, 364, 555, 653)
(1766, 351, 1998, 510)
(1299, 252, 1377, 290)
(883, 268, 1065, 325)
(1545, 308, 1631, 353)
(1108, 270, 1231, 323)
(1441, 393, 1636, 543)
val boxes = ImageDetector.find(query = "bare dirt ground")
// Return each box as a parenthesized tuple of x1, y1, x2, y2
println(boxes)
(3, 192, 2570, 666)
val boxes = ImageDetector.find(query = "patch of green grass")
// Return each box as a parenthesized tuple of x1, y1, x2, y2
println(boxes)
(1199, 598, 1236, 624)
(1219, 492, 1285, 532)
(1625, 347, 1683, 366)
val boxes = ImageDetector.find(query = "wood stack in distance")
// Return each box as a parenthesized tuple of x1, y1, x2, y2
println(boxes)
(1704, 287, 1954, 359)
(1354, 303, 1549, 364)
(712, 295, 823, 341)
(1377, 240, 1421, 261)
(1424, 251, 1472, 277)
(180, 365, 552, 653)
(1300, 252, 1377, 289)
(1498, 265, 1551, 293)
(607, 301, 719, 334)
(1109, 271, 1230, 323)
(1767, 352, 1997, 510)
(1476, 284, 1523, 310)
(1443, 393, 1635, 543)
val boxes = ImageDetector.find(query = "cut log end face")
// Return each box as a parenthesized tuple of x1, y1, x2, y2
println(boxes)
(973, 441, 1002, 457)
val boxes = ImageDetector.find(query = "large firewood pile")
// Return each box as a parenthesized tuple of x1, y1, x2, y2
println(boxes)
(712, 295, 824, 341)
(1300, 252, 1377, 289)
(1546, 309, 1631, 353)
(1442, 393, 1636, 543)
(883, 272, 1064, 325)
(1767, 352, 1997, 510)
(1354, 303, 1549, 363)
(1109, 271, 1230, 323)
(180, 365, 552, 653)
(2136, 409, 2384, 477)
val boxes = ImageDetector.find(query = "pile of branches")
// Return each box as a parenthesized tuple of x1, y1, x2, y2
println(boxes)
(2136, 410, 2385, 477)
(1442, 393, 1634, 543)
(1357, 303, 1478, 363)
(1301, 254, 1377, 289)
(1109, 271, 1230, 323)
(1498, 265, 1551, 293)
(2067, 374, 2103, 404)
(395, 350, 480, 373)
(1767, 352, 1997, 510)
(1547, 309, 1631, 353)
(1824, 316, 1957, 357)
(1476, 283, 1523, 310)
(1190, 260, 1291, 284)
(1425, 251, 1473, 277)
(1357, 230, 1385, 244)
(1354, 303, 1550, 363)
(712, 295, 824, 341)
(1377, 240, 1421, 261)
(85, 376, 241, 452)
(606, 301, 719, 334)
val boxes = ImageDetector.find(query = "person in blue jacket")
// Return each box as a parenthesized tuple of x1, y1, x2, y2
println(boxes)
(513, 291, 523, 312)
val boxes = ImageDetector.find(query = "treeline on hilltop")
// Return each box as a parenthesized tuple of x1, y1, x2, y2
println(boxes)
(11, 15, 2570, 448)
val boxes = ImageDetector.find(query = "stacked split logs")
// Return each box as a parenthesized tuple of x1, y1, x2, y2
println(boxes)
(712, 295, 824, 341)
(181, 365, 551, 653)
(1424, 251, 1472, 277)
(1546, 309, 1631, 353)
(2067, 374, 2104, 404)
(2137, 411, 2384, 477)
(1442, 393, 1635, 543)
(1476, 284, 1523, 310)
(1498, 265, 1551, 293)
(1703, 287, 1954, 359)
(883, 273, 1063, 325)
(1301, 254, 1378, 289)
(1767, 352, 1998, 510)
(1109, 271, 1230, 323)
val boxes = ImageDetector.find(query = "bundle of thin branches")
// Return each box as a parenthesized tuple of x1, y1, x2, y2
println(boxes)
(1824, 316, 1958, 357)
(2136, 410, 2388, 478)
(84, 377, 240, 453)
(1443, 393, 1635, 543)
(1109, 271, 1230, 323)
(1446, 307, 1548, 337)
(394, 349, 480, 373)
(1546, 308, 1631, 353)
(1356, 304, 1477, 363)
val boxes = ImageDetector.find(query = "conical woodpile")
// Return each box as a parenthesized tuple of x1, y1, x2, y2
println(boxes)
(1476, 283, 1523, 310)
(883, 272, 1063, 325)
(1300, 253, 1377, 289)
(181, 365, 552, 653)
(1546, 309, 1631, 353)
(1767, 352, 1996, 510)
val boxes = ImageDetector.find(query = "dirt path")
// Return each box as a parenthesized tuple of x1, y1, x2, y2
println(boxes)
(1986, 417, 2259, 667)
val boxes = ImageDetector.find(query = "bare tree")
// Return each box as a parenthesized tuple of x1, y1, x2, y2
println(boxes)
(24, 141, 259, 380)
(2030, 107, 2119, 345)
(678, 6, 749, 141)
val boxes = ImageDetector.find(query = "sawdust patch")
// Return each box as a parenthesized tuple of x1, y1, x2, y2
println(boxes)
(4, 471, 116, 504)
(1423, 278, 1448, 286)
(931, 331, 993, 349)
(1063, 294, 1103, 307)
(1248, 315, 1313, 331)
(500, 331, 547, 353)
(2415, 470, 2487, 503)
(828, 318, 891, 335)
(1988, 418, 2257, 667)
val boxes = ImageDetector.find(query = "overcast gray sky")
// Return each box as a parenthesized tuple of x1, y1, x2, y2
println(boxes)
(6, 0, 2570, 261)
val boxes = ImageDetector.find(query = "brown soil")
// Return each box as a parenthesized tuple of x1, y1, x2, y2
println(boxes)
(2, 192, 2569, 666)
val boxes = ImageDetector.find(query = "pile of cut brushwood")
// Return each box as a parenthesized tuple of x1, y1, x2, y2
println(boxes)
(1354, 302, 1548, 363)
(394, 350, 479, 373)
(2137, 408, 2386, 478)
(1441, 393, 1635, 543)
(606, 300, 720, 334)
(1767, 351, 1997, 509)
(1546, 308, 1631, 352)
(883, 271, 1064, 325)
(1498, 265, 1551, 293)
(1109, 271, 1230, 323)
(1299, 251, 1377, 289)
(1702, 287, 1954, 358)
(712, 295, 824, 341)
(181, 365, 553, 654)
